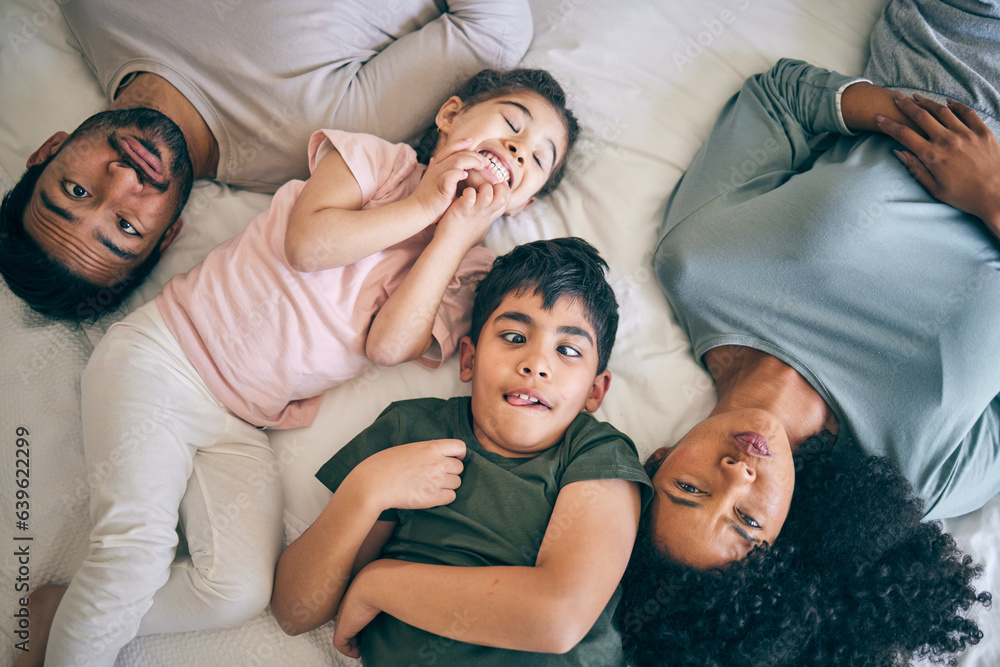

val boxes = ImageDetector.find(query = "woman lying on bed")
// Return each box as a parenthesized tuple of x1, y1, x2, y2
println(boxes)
(621, 0, 997, 664)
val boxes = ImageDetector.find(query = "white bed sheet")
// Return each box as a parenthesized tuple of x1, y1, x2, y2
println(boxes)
(0, 0, 996, 664)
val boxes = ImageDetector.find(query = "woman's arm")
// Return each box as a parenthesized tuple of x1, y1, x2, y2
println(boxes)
(662, 59, 866, 236)
(284, 141, 491, 272)
(332, 478, 642, 657)
(839, 81, 920, 134)
(875, 94, 1000, 237)
(364, 178, 508, 366)
(271, 439, 466, 635)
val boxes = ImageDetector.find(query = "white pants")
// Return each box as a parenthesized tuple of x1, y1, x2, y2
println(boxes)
(46, 301, 284, 666)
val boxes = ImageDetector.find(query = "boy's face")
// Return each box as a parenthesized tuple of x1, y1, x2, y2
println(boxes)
(459, 290, 611, 458)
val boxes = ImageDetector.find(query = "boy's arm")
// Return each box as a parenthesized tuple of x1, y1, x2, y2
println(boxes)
(333, 477, 642, 656)
(364, 180, 508, 366)
(271, 439, 466, 635)
(284, 141, 492, 272)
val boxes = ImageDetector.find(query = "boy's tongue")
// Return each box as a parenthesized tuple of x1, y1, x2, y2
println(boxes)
(506, 392, 546, 408)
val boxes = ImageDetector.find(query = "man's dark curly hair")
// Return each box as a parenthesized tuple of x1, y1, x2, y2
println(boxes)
(468, 237, 618, 373)
(414, 67, 580, 197)
(620, 433, 992, 667)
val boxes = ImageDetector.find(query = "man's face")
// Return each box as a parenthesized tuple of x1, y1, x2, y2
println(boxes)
(22, 108, 193, 286)
(458, 290, 611, 458)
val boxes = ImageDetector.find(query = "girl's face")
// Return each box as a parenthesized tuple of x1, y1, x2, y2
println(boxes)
(434, 90, 568, 215)
(645, 408, 796, 569)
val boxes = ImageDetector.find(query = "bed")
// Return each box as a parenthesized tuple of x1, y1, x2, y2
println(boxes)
(0, 0, 996, 664)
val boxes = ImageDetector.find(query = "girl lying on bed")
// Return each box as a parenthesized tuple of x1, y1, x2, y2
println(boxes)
(621, 0, 996, 663)
(15, 67, 578, 667)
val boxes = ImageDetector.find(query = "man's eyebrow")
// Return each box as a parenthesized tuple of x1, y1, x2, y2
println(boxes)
(39, 189, 77, 223)
(727, 519, 761, 545)
(499, 100, 559, 169)
(94, 230, 139, 261)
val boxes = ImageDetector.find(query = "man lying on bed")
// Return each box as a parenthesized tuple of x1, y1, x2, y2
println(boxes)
(0, 0, 532, 321)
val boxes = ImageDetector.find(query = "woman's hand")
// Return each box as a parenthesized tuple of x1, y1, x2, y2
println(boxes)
(876, 93, 1000, 238)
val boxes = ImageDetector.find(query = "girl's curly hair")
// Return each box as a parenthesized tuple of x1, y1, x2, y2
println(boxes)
(620, 433, 992, 667)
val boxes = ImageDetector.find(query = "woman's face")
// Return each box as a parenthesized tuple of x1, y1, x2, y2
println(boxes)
(647, 408, 796, 569)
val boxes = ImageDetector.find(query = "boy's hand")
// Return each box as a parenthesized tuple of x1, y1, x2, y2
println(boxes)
(332, 570, 381, 658)
(436, 181, 512, 250)
(351, 439, 466, 512)
(411, 138, 490, 222)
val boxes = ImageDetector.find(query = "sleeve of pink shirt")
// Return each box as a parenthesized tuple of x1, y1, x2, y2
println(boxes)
(417, 244, 495, 369)
(308, 129, 418, 206)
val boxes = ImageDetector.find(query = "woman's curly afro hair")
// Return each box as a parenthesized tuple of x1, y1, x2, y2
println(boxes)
(620, 432, 992, 667)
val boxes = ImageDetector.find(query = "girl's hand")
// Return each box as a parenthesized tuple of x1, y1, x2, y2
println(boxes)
(332, 574, 380, 658)
(349, 439, 466, 512)
(436, 181, 512, 250)
(877, 93, 1000, 237)
(412, 138, 490, 222)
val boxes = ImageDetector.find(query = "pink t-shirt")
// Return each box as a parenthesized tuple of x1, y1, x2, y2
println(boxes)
(157, 130, 494, 429)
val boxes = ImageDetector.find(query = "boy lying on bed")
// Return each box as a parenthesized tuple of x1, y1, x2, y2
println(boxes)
(272, 237, 653, 665)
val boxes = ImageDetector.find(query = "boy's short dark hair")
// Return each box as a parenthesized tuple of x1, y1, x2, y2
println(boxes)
(470, 237, 618, 373)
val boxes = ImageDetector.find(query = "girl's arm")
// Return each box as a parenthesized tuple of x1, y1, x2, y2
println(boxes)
(271, 439, 466, 635)
(284, 141, 490, 272)
(364, 179, 509, 366)
(332, 477, 642, 656)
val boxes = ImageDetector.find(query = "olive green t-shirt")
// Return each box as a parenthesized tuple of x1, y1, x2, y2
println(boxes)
(316, 396, 653, 666)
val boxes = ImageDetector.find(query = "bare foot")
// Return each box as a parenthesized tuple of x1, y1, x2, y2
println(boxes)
(12, 584, 66, 667)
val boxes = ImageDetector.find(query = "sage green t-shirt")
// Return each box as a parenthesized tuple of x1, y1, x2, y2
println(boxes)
(317, 396, 653, 666)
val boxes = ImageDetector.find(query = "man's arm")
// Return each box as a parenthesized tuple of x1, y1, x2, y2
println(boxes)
(332, 477, 642, 657)
(271, 439, 466, 635)
(875, 94, 1000, 238)
(331, 0, 533, 145)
